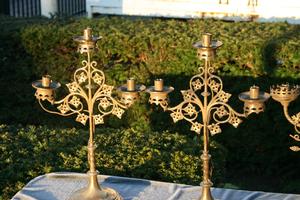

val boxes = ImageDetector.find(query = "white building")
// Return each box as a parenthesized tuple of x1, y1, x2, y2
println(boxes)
(85, 0, 300, 24)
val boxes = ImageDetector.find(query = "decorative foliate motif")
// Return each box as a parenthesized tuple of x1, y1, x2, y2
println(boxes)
(69, 96, 81, 108)
(192, 79, 203, 90)
(181, 90, 194, 101)
(170, 111, 184, 123)
(99, 97, 112, 110)
(290, 146, 300, 151)
(66, 82, 79, 93)
(92, 73, 104, 85)
(57, 104, 70, 114)
(183, 103, 197, 117)
(94, 114, 104, 125)
(229, 116, 242, 128)
(208, 123, 222, 135)
(291, 112, 300, 125)
(209, 80, 221, 92)
(191, 122, 203, 134)
(76, 113, 88, 125)
(216, 106, 229, 118)
(76, 72, 87, 84)
(102, 85, 114, 96)
(218, 91, 231, 103)
(112, 107, 125, 119)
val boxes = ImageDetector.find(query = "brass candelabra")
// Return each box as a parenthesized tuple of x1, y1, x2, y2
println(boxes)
(270, 84, 300, 151)
(32, 28, 144, 200)
(146, 33, 270, 200)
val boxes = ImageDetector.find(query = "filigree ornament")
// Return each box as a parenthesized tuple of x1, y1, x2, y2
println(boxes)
(57, 103, 70, 114)
(112, 107, 125, 119)
(291, 112, 300, 125)
(76, 113, 88, 125)
(229, 116, 242, 128)
(92, 73, 104, 85)
(181, 90, 194, 101)
(183, 103, 197, 116)
(77, 72, 88, 84)
(208, 123, 222, 135)
(218, 91, 231, 103)
(191, 122, 203, 134)
(192, 79, 203, 90)
(70, 96, 81, 108)
(102, 84, 114, 96)
(216, 106, 228, 118)
(99, 97, 112, 110)
(66, 82, 79, 93)
(170, 111, 184, 123)
(290, 146, 300, 151)
(94, 114, 104, 125)
(209, 80, 220, 92)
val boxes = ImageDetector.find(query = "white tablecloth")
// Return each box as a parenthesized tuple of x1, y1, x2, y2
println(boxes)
(12, 172, 300, 200)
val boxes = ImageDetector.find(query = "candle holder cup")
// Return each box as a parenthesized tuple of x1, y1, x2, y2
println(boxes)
(270, 84, 300, 151)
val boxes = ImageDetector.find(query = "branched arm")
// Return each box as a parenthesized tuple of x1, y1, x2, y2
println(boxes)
(38, 99, 76, 116)
(39, 92, 87, 116)
(283, 105, 297, 126)
(209, 102, 246, 118)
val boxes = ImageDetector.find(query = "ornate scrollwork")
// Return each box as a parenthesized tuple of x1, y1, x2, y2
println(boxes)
(288, 113, 300, 151)
(291, 112, 300, 125)
(167, 65, 244, 136)
(37, 51, 127, 127)
(271, 84, 300, 151)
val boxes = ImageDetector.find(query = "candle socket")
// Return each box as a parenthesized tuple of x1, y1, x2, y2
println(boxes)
(83, 28, 92, 40)
(154, 79, 164, 91)
(202, 33, 212, 47)
(127, 78, 135, 91)
(42, 75, 51, 87)
(249, 86, 259, 99)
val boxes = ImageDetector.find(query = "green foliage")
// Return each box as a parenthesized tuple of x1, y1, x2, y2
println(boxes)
(1, 16, 300, 199)
(1, 16, 300, 126)
(0, 124, 226, 199)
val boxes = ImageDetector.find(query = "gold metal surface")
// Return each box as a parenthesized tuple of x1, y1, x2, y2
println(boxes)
(32, 75, 61, 103)
(271, 84, 300, 151)
(32, 28, 144, 200)
(239, 86, 270, 117)
(117, 78, 145, 106)
(147, 33, 269, 200)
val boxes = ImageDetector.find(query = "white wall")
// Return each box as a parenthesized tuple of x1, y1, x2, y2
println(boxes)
(86, 0, 300, 24)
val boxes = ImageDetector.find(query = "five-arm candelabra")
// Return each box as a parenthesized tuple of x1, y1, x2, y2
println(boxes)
(146, 33, 270, 200)
(32, 28, 145, 200)
(271, 84, 300, 151)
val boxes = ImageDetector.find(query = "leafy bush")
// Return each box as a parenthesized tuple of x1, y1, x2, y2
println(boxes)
(0, 124, 226, 199)
(1, 16, 300, 125)
(1, 16, 300, 199)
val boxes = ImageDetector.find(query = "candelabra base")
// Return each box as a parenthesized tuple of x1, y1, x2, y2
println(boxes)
(69, 187, 122, 200)
(199, 184, 214, 200)
(69, 172, 122, 200)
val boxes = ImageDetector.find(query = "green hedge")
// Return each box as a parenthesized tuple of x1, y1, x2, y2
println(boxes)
(1, 16, 300, 199)
(1, 16, 300, 125)
(0, 124, 226, 199)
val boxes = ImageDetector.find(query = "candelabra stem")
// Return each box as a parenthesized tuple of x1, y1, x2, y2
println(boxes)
(68, 52, 122, 200)
(199, 60, 214, 200)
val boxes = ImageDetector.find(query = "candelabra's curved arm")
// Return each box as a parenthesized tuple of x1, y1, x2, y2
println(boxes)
(167, 101, 201, 124)
(282, 105, 300, 151)
(38, 91, 87, 116)
(209, 102, 246, 119)
(38, 99, 80, 116)
(283, 104, 297, 126)
(94, 95, 127, 111)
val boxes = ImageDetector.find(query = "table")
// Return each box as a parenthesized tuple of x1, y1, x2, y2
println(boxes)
(12, 172, 300, 200)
